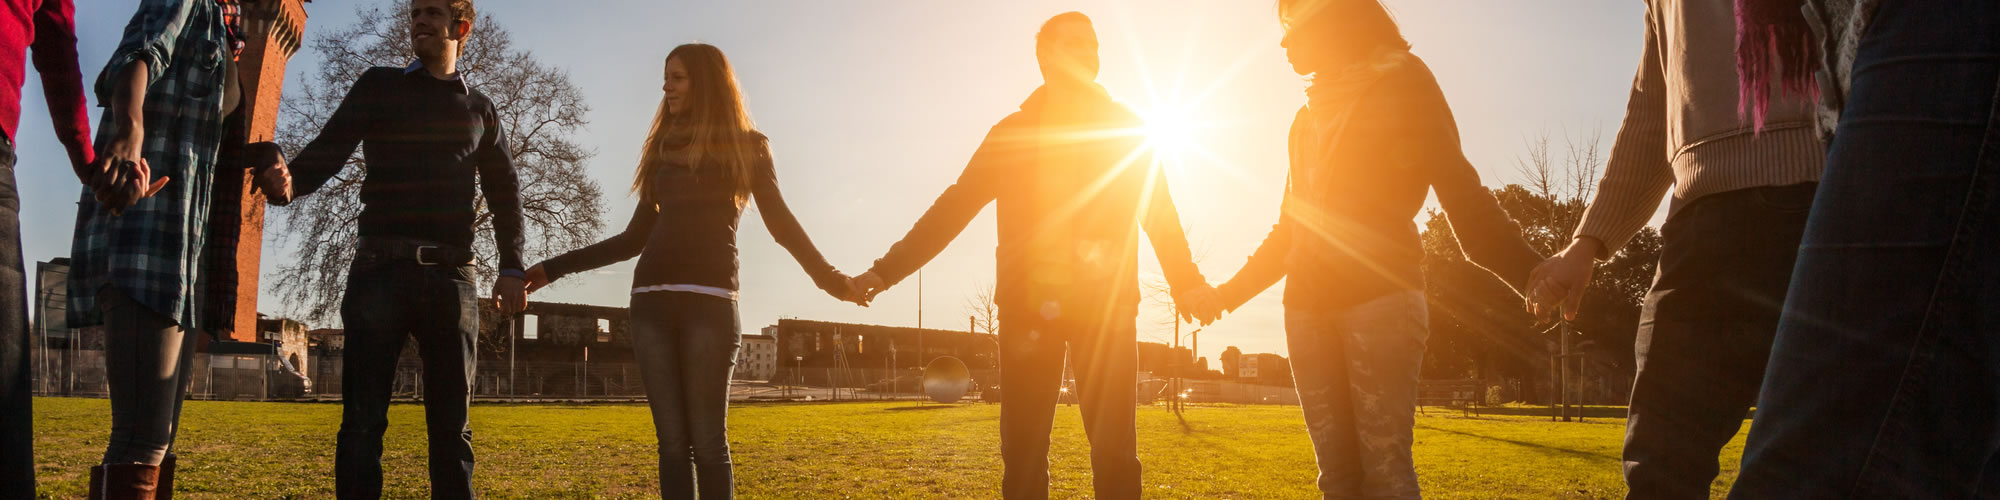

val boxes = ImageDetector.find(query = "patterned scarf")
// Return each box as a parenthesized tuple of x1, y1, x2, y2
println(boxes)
(218, 0, 246, 59)
(1301, 47, 1412, 192)
(1735, 0, 1818, 131)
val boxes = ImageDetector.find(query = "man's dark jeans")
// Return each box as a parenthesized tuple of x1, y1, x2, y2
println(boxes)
(1620, 184, 1813, 500)
(629, 291, 740, 499)
(0, 138, 29, 498)
(998, 303, 1140, 500)
(1727, 0, 2000, 496)
(335, 254, 479, 500)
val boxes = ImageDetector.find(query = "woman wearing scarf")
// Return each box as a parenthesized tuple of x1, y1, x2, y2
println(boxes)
(1729, 0, 2000, 497)
(1211, 1, 1541, 497)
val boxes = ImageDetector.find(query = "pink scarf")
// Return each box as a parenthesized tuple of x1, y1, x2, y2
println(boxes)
(1735, 0, 1819, 131)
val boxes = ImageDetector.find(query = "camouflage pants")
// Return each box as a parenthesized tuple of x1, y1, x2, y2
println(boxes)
(1285, 291, 1429, 500)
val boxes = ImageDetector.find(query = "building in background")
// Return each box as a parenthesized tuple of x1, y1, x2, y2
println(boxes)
(736, 333, 777, 382)
(1238, 353, 1293, 387)
(766, 319, 998, 389)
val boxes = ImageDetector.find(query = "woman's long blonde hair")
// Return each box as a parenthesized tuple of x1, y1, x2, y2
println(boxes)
(633, 44, 762, 203)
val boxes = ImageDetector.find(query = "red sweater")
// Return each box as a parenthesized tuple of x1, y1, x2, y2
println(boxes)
(0, 0, 89, 168)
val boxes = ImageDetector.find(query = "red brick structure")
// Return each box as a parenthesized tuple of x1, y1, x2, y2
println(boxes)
(206, 0, 308, 342)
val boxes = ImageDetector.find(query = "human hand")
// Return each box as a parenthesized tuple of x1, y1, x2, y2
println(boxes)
(494, 275, 527, 315)
(522, 264, 550, 294)
(1176, 283, 1222, 326)
(247, 142, 292, 205)
(827, 272, 871, 306)
(89, 128, 168, 215)
(849, 271, 887, 305)
(1526, 238, 1600, 322)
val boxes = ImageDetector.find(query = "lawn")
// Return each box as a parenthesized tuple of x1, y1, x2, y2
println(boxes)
(30, 398, 1744, 499)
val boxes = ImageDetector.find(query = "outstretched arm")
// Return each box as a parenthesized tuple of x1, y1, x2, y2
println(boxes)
(1136, 158, 1217, 322)
(32, 0, 93, 178)
(263, 69, 388, 204)
(532, 195, 657, 291)
(857, 125, 1011, 295)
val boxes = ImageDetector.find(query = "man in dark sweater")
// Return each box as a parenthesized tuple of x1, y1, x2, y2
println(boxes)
(849, 12, 1217, 500)
(252, 1, 522, 498)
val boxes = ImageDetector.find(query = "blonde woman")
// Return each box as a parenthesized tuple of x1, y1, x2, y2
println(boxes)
(523, 44, 858, 498)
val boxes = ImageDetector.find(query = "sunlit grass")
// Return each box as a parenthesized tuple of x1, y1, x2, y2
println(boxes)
(31, 398, 1744, 498)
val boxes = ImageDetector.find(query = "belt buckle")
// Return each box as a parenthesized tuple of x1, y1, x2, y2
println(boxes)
(415, 245, 440, 266)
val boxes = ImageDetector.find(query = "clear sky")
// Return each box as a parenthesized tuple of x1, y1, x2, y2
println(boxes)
(20, 0, 1654, 369)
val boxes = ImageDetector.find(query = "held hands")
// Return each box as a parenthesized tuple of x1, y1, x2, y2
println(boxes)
(1525, 238, 1600, 322)
(493, 274, 527, 315)
(87, 126, 169, 215)
(1175, 283, 1223, 326)
(825, 271, 872, 306)
(247, 142, 292, 205)
(522, 264, 551, 295)
(844, 271, 887, 307)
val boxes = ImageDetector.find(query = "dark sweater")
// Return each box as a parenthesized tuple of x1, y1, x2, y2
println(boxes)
(1220, 57, 1541, 310)
(537, 134, 846, 297)
(289, 64, 526, 271)
(867, 84, 1207, 314)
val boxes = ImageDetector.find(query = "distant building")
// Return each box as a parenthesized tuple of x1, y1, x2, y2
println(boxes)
(766, 319, 997, 388)
(735, 334, 777, 381)
(1239, 353, 1293, 387)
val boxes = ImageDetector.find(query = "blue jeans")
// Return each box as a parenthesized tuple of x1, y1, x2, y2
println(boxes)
(1727, 1, 2000, 497)
(335, 256, 480, 500)
(1286, 291, 1429, 500)
(630, 291, 740, 499)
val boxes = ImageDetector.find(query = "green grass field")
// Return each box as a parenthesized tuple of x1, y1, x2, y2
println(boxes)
(30, 398, 1745, 499)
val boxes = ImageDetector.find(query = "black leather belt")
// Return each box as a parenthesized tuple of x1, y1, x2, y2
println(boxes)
(356, 237, 472, 266)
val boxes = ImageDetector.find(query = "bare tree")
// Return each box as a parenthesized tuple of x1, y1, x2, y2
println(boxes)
(964, 282, 998, 335)
(268, 1, 606, 323)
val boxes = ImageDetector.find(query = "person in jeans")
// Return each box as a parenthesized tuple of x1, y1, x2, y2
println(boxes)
(252, 0, 526, 497)
(1209, 1, 1541, 498)
(1725, 0, 2000, 496)
(0, 0, 94, 497)
(1521, 1, 1825, 498)
(847, 13, 1218, 499)
(68, 0, 245, 497)
(521, 43, 860, 499)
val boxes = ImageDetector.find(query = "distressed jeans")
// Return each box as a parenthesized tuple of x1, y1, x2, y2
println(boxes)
(1727, 0, 2000, 496)
(1286, 291, 1429, 500)
(629, 291, 740, 499)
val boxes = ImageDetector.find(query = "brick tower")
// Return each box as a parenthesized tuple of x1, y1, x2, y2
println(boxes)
(206, 0, 308, 342)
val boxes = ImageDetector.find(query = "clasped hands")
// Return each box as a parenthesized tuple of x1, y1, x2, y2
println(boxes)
(1523, 238, 1600, 323)
(81, 125, 169, 215)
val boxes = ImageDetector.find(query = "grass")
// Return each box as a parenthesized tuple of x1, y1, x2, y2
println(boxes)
(31, 398, 1745, 499)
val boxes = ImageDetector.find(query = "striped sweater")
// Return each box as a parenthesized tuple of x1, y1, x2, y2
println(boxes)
(1572, 0, 1827, 256)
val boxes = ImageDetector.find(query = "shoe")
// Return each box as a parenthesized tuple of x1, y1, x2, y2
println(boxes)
(155, 454, 176, 500)
(93, 464, 160, 500)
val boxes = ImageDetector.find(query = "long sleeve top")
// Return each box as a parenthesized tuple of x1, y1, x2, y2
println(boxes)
(68, 0, 232, 329)
(1219, 56, 1541, 311)
(538, 133, 847, 298)
(1572, 0, 1824, 257)
(0, 0, 90, 169)
(287, 63, 526, 272)
(867, 84, 1207, 315)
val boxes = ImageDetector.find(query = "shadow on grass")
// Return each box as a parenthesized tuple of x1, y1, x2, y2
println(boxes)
(1415, 424, 1620, 463)
(1454, 405, 1630, 420)
(883, 404, 973, 412)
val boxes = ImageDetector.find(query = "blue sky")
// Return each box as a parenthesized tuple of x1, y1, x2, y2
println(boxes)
(20, 0, 1651, 368)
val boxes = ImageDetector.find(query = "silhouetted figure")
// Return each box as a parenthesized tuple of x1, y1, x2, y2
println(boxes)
(0, 0, 93, 497)
(523, 43, 861, 500)
(849, 12, 1217, 500)
(251, 0, 526, 498)
(1212, 1, 1539, 498)
(1522, 1, 1825, 498)
(1727, 0, 2000, 497)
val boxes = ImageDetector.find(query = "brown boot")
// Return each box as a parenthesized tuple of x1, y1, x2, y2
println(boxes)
(155, 454, 176, 500)
(95, 464, 159, 500)
(87, 466, 104, 499)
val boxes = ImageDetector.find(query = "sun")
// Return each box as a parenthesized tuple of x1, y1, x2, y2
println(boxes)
(1141, 104, 1202, 160)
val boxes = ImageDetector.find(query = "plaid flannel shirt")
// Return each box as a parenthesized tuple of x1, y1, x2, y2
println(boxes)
(68, 0, 235, 329)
